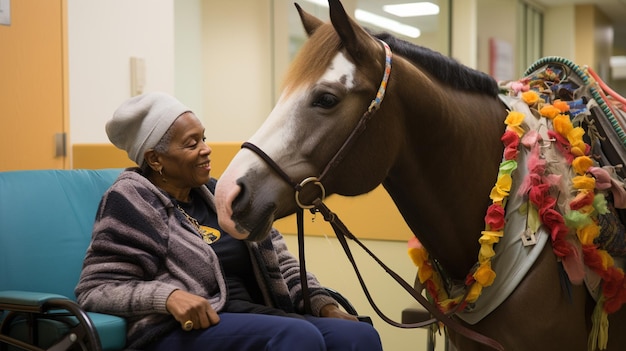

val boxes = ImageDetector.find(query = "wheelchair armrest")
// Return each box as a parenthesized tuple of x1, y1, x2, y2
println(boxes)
(0, 290, 71, 313)
(0, 290, 103, 351)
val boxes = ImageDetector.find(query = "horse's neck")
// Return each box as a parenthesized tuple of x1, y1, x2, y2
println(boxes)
(385, 85, 506, 279)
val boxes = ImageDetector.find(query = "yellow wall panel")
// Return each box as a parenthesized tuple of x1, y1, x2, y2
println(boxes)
(72, 142, 414, 241)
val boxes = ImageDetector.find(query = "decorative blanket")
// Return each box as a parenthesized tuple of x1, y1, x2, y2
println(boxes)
(408, 57, 626, 350)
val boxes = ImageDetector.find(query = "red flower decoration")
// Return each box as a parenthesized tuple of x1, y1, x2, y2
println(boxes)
(528, 183, 549, 206)
(485, 204, 506, 231)
(501, 130, 519, 146)
(582, 245, 603, 270)
(548, 131, 575, 163)
(569, 190, 594, 210)
(501, 130, 520, 160)
(540, 208, 567, 239)
(552, 238, 574, 257)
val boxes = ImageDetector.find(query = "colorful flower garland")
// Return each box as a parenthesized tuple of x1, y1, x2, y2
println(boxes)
(523, 89, 626, 350)
(407, 81, 626, 351)
(407, 106, 522, 311)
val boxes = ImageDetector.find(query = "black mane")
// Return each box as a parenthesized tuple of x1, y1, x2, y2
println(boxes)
(373, 32, 500, 97)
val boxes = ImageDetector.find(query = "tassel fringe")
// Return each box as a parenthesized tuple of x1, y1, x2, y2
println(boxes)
(588, 298, 609, 350)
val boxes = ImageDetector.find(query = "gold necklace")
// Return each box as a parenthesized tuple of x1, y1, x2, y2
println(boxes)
(176, 204, 221, 244)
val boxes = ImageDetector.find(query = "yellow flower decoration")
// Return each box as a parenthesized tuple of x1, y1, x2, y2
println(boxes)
(505, 111, 525, 136)
(553, 114, 573, 136)
(598, 250, 615, 270)
(572, 175, 596, 190)
(479, 231, 503, 262)
(489, 174, 512, 202)
(466, 284, 483, 303)
(408, 246, 434, 283)
(521, 91, 539, 106)
(408, 246, 426, 267)
(505, 111, 525, 125)
(417, 261, 433, 283)
(572, 156, 593, 175)
(568, 127, 586, 147)
(577, 223, 600, 245)
(479, 230, 504, 243)
(473, 262, 496, 287)
(568, 127, 587, 156)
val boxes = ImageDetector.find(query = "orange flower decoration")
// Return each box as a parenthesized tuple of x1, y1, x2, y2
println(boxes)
(540, 105, 561, 119)
(521, 91, 539, 105)
(553, 99, 570, 113)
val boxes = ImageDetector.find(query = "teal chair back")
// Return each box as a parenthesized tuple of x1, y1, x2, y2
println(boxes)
(0, 169, 122, 299)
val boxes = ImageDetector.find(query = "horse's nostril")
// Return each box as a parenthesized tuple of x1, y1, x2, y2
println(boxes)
(232, 178, 250, 216)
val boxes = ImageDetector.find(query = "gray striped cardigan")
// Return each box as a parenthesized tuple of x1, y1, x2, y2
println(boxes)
(75, 168, 336, 349)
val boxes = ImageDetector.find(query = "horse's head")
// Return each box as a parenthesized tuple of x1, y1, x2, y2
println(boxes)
(215, 0, 400, 240)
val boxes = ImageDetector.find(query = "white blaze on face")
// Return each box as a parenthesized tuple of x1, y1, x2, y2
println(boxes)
(215, 52, 356, 238)
(248, 52, 357, 153)
(320, 52, 357, 90)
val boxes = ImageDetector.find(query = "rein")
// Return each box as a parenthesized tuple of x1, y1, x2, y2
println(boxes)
(241, 40, 504, 351)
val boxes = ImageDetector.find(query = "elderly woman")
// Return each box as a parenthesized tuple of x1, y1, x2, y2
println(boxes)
(75, 92, 382, 351)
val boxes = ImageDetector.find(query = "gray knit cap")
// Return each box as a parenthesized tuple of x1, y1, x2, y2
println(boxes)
(106, 92, 191, 166)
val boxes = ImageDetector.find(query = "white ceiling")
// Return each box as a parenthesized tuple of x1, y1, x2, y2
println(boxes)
(295, 0, 626, 53)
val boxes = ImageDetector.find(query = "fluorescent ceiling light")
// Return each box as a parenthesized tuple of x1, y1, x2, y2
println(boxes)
(383, 2, 440, 17)
(355, 9, 421, 38)
(303, 0, 329, 7)
(302, 0, 421, 38)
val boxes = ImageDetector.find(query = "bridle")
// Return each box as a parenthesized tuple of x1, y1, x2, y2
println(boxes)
(241, 40, 504, 351)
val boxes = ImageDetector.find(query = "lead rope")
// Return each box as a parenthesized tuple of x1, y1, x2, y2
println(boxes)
(297, 208, 312, 315)
(310, 199, 505, 351)
(241, 141, 312, 315)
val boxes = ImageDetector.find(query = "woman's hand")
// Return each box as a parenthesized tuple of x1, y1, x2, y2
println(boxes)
(166, 289, 220, 330)
(319, 303, 358, 321)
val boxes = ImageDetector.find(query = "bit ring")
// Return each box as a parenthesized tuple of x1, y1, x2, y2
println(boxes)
(295, 177, 325, 209)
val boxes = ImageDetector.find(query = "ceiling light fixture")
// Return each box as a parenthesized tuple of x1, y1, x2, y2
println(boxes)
(303, 0, 329, 7)
(302, 0, 421, 38)
(355, 9, 421, 38)
(383, 2, 440, 17)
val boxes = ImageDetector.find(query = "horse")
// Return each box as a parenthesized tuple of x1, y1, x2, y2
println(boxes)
(214, 0, 626, 349)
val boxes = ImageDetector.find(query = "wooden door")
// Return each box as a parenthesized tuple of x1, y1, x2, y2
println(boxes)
(0, 0, 67, 170)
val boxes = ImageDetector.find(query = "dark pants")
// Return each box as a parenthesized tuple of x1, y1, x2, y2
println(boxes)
(145, 312, 382, 351)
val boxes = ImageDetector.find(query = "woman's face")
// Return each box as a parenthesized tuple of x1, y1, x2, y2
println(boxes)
(158, 112, 212, 190)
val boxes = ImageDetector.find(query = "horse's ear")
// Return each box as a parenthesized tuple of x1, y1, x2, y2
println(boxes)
(295, 3, 324, 37)
(328, 0, 377, 60)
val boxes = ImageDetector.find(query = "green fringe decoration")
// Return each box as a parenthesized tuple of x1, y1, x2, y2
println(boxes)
(588, 295, 609, 350)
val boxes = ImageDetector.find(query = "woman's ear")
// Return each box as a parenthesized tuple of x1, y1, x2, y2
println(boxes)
(144, 149, 162, 172)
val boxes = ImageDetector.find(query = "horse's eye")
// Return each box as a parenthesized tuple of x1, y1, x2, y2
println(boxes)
(312, 93, 338, 109)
